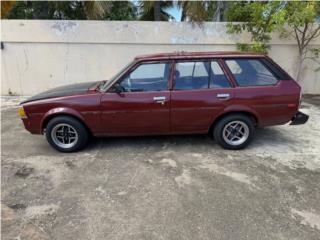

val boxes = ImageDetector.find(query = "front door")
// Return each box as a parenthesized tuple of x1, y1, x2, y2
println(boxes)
(170, 60, 234, 133)
(100, 61, 171, 136)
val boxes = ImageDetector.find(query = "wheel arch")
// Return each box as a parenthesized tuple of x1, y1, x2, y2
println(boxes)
(41, 108, 92, 135)
(208, 110, 258, 136)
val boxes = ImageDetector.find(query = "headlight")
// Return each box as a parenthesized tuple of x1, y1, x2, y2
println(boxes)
(18, 106, 27, 118)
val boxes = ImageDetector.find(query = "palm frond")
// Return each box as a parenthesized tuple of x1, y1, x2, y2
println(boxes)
(1, 1, 17, 19)
(179, 0, 218, 22)
(138, 1, 174, 21)
(139, 0, 154, 13)
(83, 0, 112, 20)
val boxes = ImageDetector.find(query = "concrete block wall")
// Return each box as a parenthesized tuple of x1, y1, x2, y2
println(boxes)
(1, 20, 319, 95)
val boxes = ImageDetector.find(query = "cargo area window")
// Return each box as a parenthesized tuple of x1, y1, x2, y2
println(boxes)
(225, 59, 278, 86)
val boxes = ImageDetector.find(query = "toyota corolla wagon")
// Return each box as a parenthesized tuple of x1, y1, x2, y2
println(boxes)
(19, 52, 308, 152)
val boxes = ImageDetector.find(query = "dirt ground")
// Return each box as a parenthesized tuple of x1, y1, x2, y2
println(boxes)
(1, 95, 320, 240)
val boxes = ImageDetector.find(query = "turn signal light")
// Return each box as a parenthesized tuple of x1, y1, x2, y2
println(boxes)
(18, 106, 27, 118)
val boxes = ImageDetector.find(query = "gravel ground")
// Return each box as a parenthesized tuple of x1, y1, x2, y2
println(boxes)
(1, 95, 320, 240)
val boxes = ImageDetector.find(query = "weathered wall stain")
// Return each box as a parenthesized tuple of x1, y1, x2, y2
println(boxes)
(51, 21, 78, 36)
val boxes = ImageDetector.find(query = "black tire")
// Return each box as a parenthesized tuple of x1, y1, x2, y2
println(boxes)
(213, 114, 255, 150)
(45, 116, 88, 153)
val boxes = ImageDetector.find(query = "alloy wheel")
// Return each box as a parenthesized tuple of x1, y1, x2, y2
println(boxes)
(222, 120, 249, 146)
(51, 123, 78, 149)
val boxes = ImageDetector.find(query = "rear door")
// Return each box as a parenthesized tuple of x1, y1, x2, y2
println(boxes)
(170, 59, 234, 133)
(100, 61, 172, 135)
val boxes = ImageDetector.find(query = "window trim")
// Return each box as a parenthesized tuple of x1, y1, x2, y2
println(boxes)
(261, 57, 293, 80)
(210, 60, 233, 89)
(218, 59, 238, 87)
(101, 60, 136, 92)
(222, 57, 280, 87)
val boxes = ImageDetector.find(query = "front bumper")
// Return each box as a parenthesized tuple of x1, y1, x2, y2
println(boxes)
(290, 111, 309, 125)
(21, 118, 42, 134)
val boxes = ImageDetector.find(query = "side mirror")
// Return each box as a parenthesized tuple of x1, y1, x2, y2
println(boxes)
(112, 83, 124, 93)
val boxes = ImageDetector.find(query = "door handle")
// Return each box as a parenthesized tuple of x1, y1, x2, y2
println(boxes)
(153, 96, 166, 105)
(217, 93, 230, 99)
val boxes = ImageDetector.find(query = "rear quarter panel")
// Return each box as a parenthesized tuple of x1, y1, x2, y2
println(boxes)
(234, 80, 300, 126)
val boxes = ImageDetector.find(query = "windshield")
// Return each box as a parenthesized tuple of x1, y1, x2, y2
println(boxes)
(100, 60, 135, 91)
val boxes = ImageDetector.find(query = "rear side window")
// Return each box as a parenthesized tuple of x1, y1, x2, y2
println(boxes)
(175, 62, 210, 90)
(225, 59, 278, 86)
(174, 61, 231, 90)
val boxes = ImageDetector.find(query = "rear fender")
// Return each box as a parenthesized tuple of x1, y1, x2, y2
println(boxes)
(211, 105, 260, 127)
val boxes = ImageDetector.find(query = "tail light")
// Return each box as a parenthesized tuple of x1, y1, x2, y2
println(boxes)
(299, 90, 302, 107)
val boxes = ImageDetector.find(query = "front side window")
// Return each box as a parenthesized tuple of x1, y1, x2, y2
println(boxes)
(119, 63, 170, 92)
(225, 59, 278, 86)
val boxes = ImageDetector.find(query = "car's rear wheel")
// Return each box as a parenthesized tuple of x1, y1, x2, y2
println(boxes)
(45, 116, 88, 152)
(213, 114, 254, 150)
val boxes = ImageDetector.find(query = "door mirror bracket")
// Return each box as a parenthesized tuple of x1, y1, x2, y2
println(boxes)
(112, 83, 124, 93)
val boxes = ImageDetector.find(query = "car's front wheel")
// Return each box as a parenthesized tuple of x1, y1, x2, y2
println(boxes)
(213, 114, 255, 150)
(45, 116, 88, 152)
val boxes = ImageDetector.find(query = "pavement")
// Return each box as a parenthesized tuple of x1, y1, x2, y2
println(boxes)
(1, 95, 320, 240)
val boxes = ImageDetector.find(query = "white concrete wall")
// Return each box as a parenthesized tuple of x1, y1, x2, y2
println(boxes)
(1, 20, 319, 95)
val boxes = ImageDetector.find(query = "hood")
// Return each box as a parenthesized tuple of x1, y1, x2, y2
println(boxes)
(21, 81, 100, 104)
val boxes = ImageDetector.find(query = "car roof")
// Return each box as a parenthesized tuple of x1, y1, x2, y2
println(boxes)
(134, 51, 266, 61)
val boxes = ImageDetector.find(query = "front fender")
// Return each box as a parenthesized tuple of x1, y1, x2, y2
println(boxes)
(41, 107, 85, 130)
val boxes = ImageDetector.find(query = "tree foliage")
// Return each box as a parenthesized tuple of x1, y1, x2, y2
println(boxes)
(1, 1, 16, 18)
(82, 1, 112, 20)
(178, 1, 227, 22)
(179, 1, 215, 22)
(104, 1, 137, 21)
(226, 1, 286, 53)
(3, 0, 228, 22)
(6, 1, 85, 20)
(226, 1, 320, 81)
(279, 1, 320, 80)
(138, 1, 174, 21)
(4, 1, 135, 20)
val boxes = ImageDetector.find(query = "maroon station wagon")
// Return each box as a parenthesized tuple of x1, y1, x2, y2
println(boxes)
(19, 52, 308, 152)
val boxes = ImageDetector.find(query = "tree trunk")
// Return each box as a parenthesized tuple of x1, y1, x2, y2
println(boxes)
(296, 53, 304, 82)
(222, 1, 229, 21)
(214, 4, 221, 22)
(180, 1, 187, 21)
(153, 1, 161, 21)
(181, 9, 186, 21)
